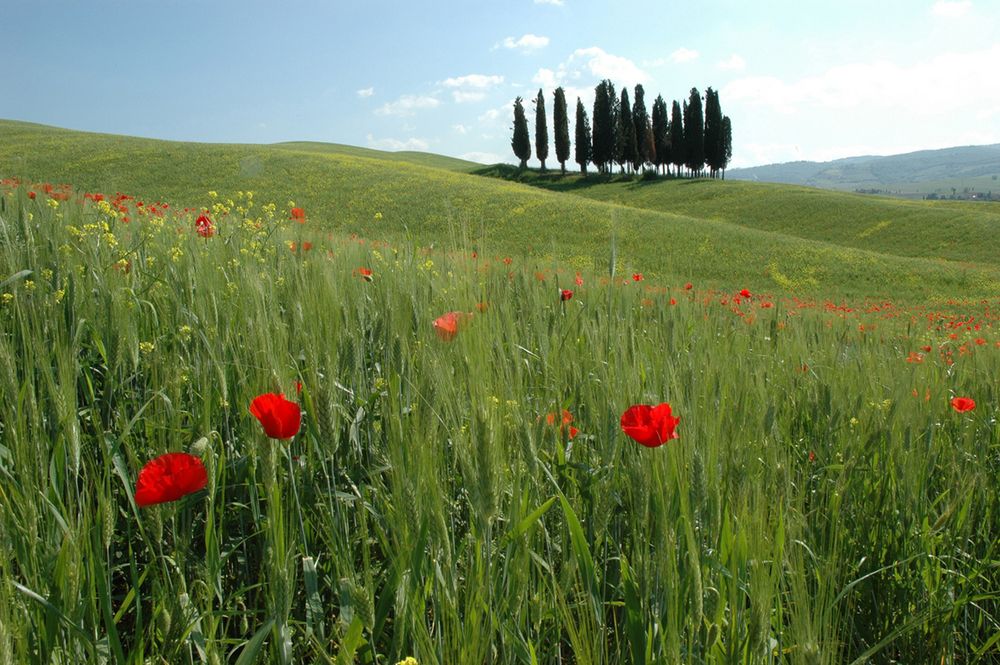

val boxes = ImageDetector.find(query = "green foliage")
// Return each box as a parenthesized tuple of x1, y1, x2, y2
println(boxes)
(684, 88, 705, 175)
(534, 89, 549, 171)
(670, 100, 686, 175)
(553, 88, 571, 174)
(592, 80, 616, 174)
(631, 85, 652, 171)
(651, 95, 670, 175)
(574, 98, 592, 175)
(512, 97, 532, 169)
(615, 88, 638, 174)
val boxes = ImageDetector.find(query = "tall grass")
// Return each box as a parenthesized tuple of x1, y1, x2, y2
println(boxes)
(0, 188, 998, 663)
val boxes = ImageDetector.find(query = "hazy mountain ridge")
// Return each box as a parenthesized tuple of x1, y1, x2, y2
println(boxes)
(729, 144, 1000, 195)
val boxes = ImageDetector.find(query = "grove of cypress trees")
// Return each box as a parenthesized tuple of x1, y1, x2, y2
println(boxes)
(553, 87, 570, 174)
(670, 100, 685, 176)
(511, 96, 531, 169)
(534, 88, 549, 172)
(575, 97, 592, 175)
(684, 87, 705, 176)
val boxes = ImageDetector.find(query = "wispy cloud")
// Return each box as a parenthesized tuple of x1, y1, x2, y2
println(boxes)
(442, 74, 504, 89)
(356, 87, 374, 98)
(643, 47, 699, 68)
(717, 54, 746, 71)
(441, 74, 504, 103)
(374, 94, 440, 116)
(669, 47, 699, 63)
(497, 33, 550, 52)
(566, 46, 648, 85)
(931, 1, 972, 17)
(366, 133, 430, 151)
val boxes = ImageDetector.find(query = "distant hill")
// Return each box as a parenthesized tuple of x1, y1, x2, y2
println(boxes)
(728, 144, 1000, 197)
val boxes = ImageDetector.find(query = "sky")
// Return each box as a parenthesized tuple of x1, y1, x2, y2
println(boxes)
(2, 0, 998, 168)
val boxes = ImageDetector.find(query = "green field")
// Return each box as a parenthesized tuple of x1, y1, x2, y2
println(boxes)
(1, 122, 1000, 663)
(3, 119, 1000, 301)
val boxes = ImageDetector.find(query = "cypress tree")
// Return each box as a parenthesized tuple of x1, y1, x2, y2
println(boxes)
(591, 80, 615, 174)
(721, 115, 733, 179)
(651, 94, 670, 175)
(670, 100, 685, 177)
(574, 97, 591, 175)
(534, 88, 549, 172)
(703, 87, 723, 178)
(511, 96, 531, 169)
(553, 87, 570, 174)
(615, 88, 637, 174)
(632, 84, 651, 171)
(684, 87, 705, 176)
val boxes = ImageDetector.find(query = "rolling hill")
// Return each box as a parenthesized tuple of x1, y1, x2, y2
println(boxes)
(2, 119, 999, 300)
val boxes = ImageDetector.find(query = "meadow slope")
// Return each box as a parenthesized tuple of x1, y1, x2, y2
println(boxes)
(2, 119, 1000, 300)
(476, 167, 1000, 268)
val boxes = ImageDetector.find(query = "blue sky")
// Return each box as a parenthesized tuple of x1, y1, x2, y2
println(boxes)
(2, 0, 998, 167)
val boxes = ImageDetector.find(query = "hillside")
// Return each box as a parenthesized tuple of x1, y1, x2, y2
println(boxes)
(727, 144, 1000, 196)
(474, 166, 1000, 269)
(2, 119, 1000, 300)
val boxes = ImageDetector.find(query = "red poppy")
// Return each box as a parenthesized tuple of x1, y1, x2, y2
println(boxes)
(476, 302, 488, 313)
(632, 273, 643, 282)
(575, 273, 584, 286)
(134, 452, 208, 507)
(250, 393, 302, 439)
(921, 345, 932, 352)
(808, 450, 816, 463)
(28, 191, 36, 199)
(620, 403, 680, 447)
(951, 397, 976, 413)
(560, 289, 573, 301)
(195, 214, 214, 238)
(546, 409, 579, 439)
(739, 288, 751, 298)
(291, 207, 306, 223)
(357, 267, 373, 282)
(433, 311, 464, 341)
(684, 282, 693, 290)
(295, 381, 303, 394)
(503, 257, 512, 265)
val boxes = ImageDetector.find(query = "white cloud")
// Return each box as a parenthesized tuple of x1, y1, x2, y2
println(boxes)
(366, 134, 430, 151)
(442, 74, 504, 89)
(527, 47, 645, 116)
(669, 47, 700, 64)
(498, 33, 550, 52)
(356, 87, 374, 98)
(452, 124, 468, 134)
(931, 1, 972, 17)
(717, 54, 746, 71)
(461, 151, 504, 164)
(374, 94, 440, 116)
(723, 45, 1000, 117)
(453, 91, 487, 103)
(534, 0, 564, 5)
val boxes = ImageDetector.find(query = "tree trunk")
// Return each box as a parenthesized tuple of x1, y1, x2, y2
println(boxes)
(560, 161, 566, 175)
(519, 159, 527, 170)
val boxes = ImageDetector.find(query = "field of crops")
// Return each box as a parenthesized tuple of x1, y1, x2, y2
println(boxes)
(0, 179, 997, 664)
